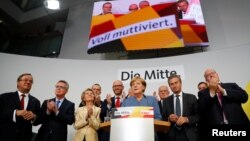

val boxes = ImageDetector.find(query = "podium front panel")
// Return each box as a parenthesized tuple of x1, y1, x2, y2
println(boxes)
(110, 107, 154, 141)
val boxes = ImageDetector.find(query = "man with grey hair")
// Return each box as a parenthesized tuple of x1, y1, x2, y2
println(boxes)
(36, 80, 75, 141)
(0, 73, 40, 141)
(198, 68, 249, 125)
(198, 68, 249, 139)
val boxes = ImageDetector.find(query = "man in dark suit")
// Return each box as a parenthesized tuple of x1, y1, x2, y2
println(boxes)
(162, 75, 199, 141)
(155, 85, 170, 116)
(0, 73, 40, 141)
(177, 0, 189, 19)
(154, 85, 170, 141)
(89, 83, 107, 122)
(198, 68, 249, 135)
(153, 85, 170, 141)
(104, 80, 124, 111)
(101, 80, 124, 141)
(36, 80, 75, 141)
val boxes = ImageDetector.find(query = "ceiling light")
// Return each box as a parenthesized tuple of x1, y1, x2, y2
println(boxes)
(44, 0, 60, 10)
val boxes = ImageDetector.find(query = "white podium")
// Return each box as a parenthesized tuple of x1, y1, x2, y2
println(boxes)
(109, 106, 155, 141)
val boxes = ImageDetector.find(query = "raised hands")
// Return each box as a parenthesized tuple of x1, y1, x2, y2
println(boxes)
(207, 76, 220, 94)
(87, 106, 93, 118)
(106, 94, 112, 105)
(47, 100, 59, 113)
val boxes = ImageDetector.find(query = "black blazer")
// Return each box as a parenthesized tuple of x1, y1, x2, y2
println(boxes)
(162, 93, 199, 141)
(178, 10, 183, 19)
(158, 101, 163, 115)
(198, 82, 249, 125)
(0, 91, 40, 141)
(36, 98, 75, 141)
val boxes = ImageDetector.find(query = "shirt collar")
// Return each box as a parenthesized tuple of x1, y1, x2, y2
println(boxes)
(174, 92, 183, 97)
(18, 91, 29, 96)
(115, 95, 121, 98)
(56, 98, 65, 102)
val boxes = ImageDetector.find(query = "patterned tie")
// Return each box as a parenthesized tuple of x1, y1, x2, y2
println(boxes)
(175, 95, 181, 116)
(115, 97, 120, 108)
(20, 94, 25, 110)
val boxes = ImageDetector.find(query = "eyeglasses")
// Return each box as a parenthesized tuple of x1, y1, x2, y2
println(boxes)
(55, 85, 67, 89)
(113, 85, 123, 88)
(19, 79, 33, 83)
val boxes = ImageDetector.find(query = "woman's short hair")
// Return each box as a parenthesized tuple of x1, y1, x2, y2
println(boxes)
(130, 76, 147, 92)
(81, 88, 95, 105)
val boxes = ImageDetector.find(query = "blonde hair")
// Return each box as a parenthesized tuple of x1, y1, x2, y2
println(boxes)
(130, 76, 147, 92)
(81, 88, 95, 105)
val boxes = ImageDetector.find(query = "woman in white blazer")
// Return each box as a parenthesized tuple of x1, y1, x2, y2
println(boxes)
(73, 88, 101, 141)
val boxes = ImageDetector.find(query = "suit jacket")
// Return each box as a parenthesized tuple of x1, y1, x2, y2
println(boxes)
(0, 91, 40, 141)
(79, 100, 106, 122)
(178, 10, 183, 19)
(198, 82, 249, 125)
(73, 106, 101, 141)
(104, 96, 123, 110)
(36, 98, 75, 141)
(162, 93, 199, 141)
(158, 101, 163, 116)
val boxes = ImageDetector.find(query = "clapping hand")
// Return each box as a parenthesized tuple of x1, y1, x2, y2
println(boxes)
(106, 94, 112, 105)
(47, 100, 58, 112)
(87, 107, 93, 118)
(208, 77, 219, 95)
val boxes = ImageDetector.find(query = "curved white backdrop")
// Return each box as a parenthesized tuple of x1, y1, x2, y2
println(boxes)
(0, 45, 250, 139)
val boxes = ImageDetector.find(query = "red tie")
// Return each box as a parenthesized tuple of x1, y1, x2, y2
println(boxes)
(115, 97, 120, 108)
(217, 92, 228, 123)
(20, 94, 25, 110)
(217, 92, 223, 106)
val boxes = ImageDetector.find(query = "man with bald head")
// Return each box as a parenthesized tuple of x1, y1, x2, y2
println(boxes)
(105, 80, 124, 110)
(198, 68, 249, 125)
(139, 0, 150, 9)
(128, 4, 139, 12)
(102, 80, 124, 141)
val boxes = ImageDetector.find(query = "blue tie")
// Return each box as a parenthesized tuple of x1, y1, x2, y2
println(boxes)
(175, 95, 181, 116)
(56, 100, 61, 108)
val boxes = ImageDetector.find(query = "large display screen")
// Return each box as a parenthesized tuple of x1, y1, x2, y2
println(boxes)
(87, 0, 208, 54)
